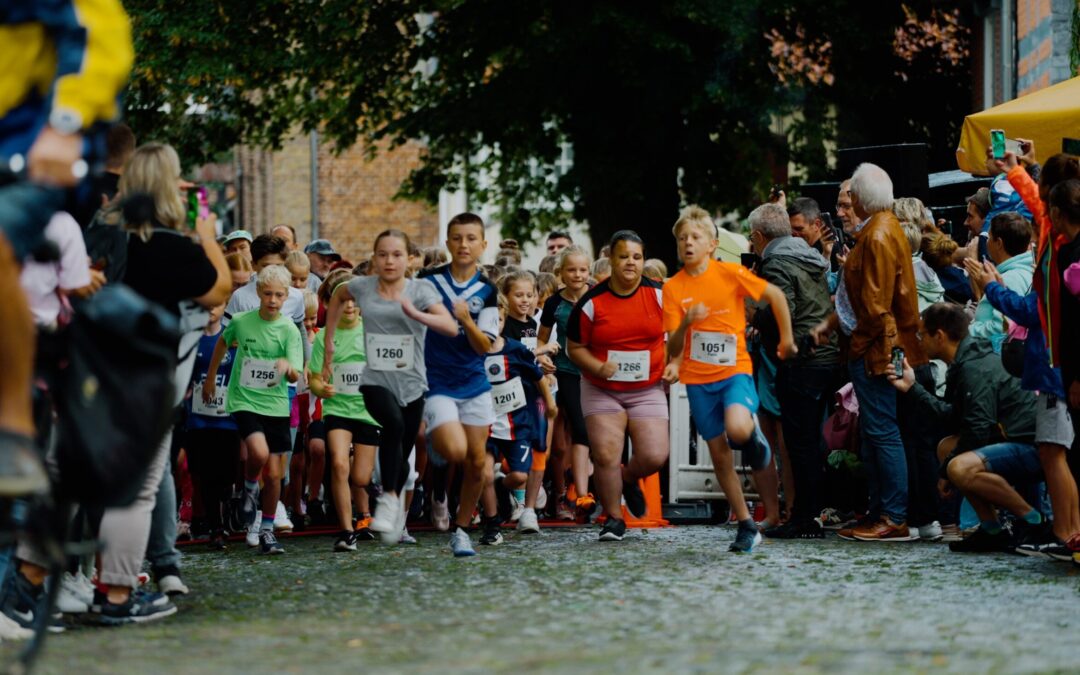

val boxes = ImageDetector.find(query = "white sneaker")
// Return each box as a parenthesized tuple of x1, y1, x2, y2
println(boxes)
(274, 501, 294, 533)
(56, 574, 90, 614)
(394, 490, 408, 541)
(370, 492, 400, 544)
(431, 496, 450, 532)
(399, 528, 418, 545)
(535, 486, 548, 511)
(246, 517, 261, 548)
(918, 521, 943, 541)
(0, 612, 33, 641)
(517, 507, 540, 534)
(158, 574, 190, 597)
(509, 494, 525, 523)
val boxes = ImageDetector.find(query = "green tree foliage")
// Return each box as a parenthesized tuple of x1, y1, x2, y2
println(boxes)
(124, 0, 972, 263)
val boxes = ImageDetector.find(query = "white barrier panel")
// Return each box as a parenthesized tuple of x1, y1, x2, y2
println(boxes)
(667, 383, 760, 503)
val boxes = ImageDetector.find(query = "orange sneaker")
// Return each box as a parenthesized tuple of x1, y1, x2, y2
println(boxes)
(853, 516, 915, 542)
(575, 493, 596, 523)
(355, 515, 375, 541)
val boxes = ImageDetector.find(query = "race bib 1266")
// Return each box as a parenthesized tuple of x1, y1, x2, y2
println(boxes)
(607, 350, 650, 382)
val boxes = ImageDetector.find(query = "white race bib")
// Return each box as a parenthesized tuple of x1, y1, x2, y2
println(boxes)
(607, 350, 650, 382)
(296, 370, 309, 395)
(366, 334, 414, 371)
(690, 331, 737, 366)
(333, 362, 365, 395)
(491, 377, 527, 415)
(192, 378, 228, 417)
(240, 358, 281, 389)
(521, 337, 538, 352)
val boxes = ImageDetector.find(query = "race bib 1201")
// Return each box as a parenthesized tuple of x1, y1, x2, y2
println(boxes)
(240, 358, 281, 389)
(366, 334, 414, 371)
(333, 362, 365, 395)
(690, 331, 737, 366)
(607, 350, 650, 382)
(491, 377, 527, 415)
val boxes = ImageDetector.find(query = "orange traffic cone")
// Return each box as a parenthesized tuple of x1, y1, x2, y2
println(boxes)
(622, 473, 670, 528)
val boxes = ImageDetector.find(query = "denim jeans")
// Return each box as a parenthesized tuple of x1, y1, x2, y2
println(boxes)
(147, 454, 181, 576)
(776, 363, 835, 523)
(849, 357, 908, 523)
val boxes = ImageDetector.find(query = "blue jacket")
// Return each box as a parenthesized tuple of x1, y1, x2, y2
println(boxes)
(985, 281, 1065, 397)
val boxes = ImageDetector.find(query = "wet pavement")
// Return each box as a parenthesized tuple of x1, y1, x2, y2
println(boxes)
(12, 525, 1080, 673)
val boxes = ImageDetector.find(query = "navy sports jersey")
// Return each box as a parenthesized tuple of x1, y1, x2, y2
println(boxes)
(419, 264, 500, 398)
(484, 338, 544, 442)
(187, 329, 238, 431)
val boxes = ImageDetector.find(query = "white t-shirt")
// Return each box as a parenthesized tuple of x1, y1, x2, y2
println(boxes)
(224, 277, 306, 326)
(19, 211, 91, 327)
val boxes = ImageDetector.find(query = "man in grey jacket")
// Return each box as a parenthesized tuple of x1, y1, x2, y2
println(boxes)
(749, 203, 838, 538)
(889, 303, 1043, 553)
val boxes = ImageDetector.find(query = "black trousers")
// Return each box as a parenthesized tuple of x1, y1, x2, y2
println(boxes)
(898, 364, 942, 528)
(776, 363, 836, 523)
(360, 386, 425, 493)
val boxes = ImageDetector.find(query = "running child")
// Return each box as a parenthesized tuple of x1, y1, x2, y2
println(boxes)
(417, 213, 501, 557)
(538, 245, 593, 521)
(662, 205, 797, 553)
(307, 273, 383, 552)
(323, 229, 458, 545)
(479, 296, 556, 542)
(204, 265, 304, 555)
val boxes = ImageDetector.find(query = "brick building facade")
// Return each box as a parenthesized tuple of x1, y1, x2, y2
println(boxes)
(234, 134, 440, 265)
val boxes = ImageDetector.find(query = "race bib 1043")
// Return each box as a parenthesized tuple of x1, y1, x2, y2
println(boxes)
(690, 331, 737, 366)
(240, 358, 281, 389)
(193, 378, 228, 417)
(491, 377, 527, 415)
(607, 350, 650, 382)
(366, 334, 414, 371)
(333, 362, 365, 395)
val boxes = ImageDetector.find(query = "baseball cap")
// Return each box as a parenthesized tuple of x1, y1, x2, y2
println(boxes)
(965, 187, 991, 215)
(222, 230, 253, 245)
(304, 238, 341, 259)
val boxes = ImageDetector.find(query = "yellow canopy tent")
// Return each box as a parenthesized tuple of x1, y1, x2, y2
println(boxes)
(956, 75, 1080, 175)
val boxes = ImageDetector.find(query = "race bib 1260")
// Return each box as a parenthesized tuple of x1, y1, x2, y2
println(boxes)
(607, 350, 650, 382)
(240, 358, 281, 389)
(491, 377, 527, 415)
(366, 334, 414, 371)
(690, 331, 737, 366)
(333, 362, 365, 395)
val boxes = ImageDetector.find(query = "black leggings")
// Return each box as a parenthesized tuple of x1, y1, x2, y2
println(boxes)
(361, 386, 425, 493)
(555, 371, 590, 447)
(186, 427, 241, 532)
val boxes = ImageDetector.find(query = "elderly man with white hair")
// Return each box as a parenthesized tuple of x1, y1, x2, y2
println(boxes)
(812, 163, 926, 542)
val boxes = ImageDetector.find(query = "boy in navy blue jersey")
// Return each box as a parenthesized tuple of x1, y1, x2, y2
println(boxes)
(479, 300, 556, 543)
(185, 303, 240, 551)
(418, 213, 500, 557)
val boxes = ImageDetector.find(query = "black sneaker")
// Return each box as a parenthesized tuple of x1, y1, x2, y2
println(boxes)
(208, 530, 227, 551)
(0, 571, 63, 634)
(622, 478, 646, 518)
(730, 425, 772, 472)
(479, 517, 504, 546)
(334, 531, 358, 552)
(231, 485, 260, 533)
(949, 527, 1012, 553)
(729, 523, 763, 553)
(92, 589, 176, 626)
(599, 518, 627, 542)
(259, 529, 285, 555)
(764, 519, 824, 539)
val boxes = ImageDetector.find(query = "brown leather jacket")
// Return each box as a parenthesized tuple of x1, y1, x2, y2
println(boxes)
(843, 210, 927, 375)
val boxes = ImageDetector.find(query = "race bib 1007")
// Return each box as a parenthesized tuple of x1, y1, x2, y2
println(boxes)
(366, 334, 414, 371)
(607, 350, 650, 382)
(690, 331, 737, 366)
(240, 358, 281, 389)
(333, 362, 365, 395)
(491, 377, 527, 415)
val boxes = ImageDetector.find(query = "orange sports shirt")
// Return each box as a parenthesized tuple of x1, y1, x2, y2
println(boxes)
(661, 259, 767, 384)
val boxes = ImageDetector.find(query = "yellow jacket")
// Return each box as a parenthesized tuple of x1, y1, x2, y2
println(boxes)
(0, 0, 133, 130)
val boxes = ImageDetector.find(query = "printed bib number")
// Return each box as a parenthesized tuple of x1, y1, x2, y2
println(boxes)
(240, 358, 281, 389)
(607, 350, 650, 382)
(491, 377, 527, 415)
(691, 331, 737, 366)
(333, 362, 365, 395)
(521, 337, 538, 352)
(193, 379, 228, 417)
(366, 334, 414, 371)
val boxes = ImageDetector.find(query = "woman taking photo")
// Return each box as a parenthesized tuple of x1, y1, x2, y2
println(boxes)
(566, 231, 670, 542)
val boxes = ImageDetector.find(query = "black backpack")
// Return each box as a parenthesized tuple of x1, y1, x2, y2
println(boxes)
(54, 284, 180, 507)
